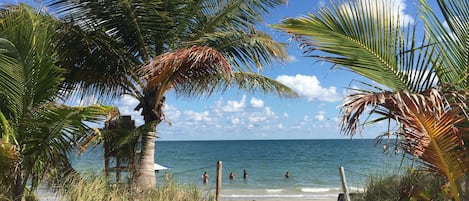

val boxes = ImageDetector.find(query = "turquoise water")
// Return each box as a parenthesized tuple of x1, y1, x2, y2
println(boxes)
(74, 139, 412, 199)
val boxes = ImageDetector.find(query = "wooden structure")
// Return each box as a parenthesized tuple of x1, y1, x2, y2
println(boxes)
(216, 161, 222, 201)
(103, 115, 136, 183)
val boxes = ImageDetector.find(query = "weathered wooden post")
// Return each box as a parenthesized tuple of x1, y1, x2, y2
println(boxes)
(339, 166, 351, 201)
(216, 161, 222, 201)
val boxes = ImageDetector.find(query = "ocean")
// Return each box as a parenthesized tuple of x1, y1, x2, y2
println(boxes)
(73, 139, 412, 200)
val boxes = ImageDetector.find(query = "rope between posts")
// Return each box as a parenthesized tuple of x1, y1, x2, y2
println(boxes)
(343, 168, 367, 193)
(203, 179, 217, 200)
(344, 169, 369, 177)
(172, 164, 216, 175)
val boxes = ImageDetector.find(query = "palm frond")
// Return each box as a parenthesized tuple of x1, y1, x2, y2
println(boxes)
(43, 0, 181, 101)
(45, 0, 179, 60)
(139, 46, 233, 90)
(139, 45, 297, 99)
(273, 0, 438, 92)
(230, 72, 298, 97)
(0, 4, 63, 110)
(420, 0, 469, 89)
(170, 71, 298, 99)
(190, 29, 289, 71)
(18, 103, 116, 189)
(0, 38, 23, 120)
(341, 88, 469, 200)
(55, 22, 136, 101)
(181, 0, 287, 40)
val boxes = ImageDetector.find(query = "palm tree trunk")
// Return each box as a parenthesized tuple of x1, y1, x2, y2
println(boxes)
(12, 170, 24, 201)
(134, 129, 157, 191)
(133, 92, 163, 191)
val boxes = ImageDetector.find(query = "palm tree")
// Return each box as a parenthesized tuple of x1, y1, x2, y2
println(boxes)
(0, 5, 115, 200)
(273, 0, 469, 200)
(43, 0, 297, 190)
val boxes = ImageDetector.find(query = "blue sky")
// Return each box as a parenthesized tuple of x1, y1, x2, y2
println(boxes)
(112, 0, 423, 140)
(3, 0, 426, 140)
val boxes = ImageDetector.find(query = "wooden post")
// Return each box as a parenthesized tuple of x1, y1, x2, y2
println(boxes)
(339, 166, 351, 201)
(216, 161, 222, 201)
(116, 158, 121, 182)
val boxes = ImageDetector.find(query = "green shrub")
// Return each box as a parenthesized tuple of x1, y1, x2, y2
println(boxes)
(358, 170, 450, 201)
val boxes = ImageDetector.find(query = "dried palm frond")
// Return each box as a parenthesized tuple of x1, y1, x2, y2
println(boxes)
(341, 88, 469, 200)
(139, 46, 232, 90)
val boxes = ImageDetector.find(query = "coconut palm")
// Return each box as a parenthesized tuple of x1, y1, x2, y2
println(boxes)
(43, 0, 297, 190)
(0, 5, 115, 200)
(273, 0, 469, 200)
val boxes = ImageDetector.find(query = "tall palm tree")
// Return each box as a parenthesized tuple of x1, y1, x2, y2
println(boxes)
(43, 0, 297, 190)
(0, 5, 115, 200)
(273, 0, 469, 200)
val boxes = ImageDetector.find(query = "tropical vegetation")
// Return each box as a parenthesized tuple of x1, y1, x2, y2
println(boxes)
(274, 0, 469, 200)
(41, 0, 297, 191)
(0, 4, 115, 201)
(59, 173, 211, 201)
(357, 170, 448, 201)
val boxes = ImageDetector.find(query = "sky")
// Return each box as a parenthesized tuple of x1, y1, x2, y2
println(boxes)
(112, 0, 424, 141)
(2, 0, 427, 140)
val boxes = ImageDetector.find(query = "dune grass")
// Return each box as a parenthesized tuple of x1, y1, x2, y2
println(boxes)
(355, 170, 452, 201)
(58, 174, 213, 201)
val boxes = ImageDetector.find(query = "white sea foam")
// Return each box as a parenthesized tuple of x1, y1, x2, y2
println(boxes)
(349, 186, 365, 192)
(300, 187, 339, 193)
(265, 189, 284, 193)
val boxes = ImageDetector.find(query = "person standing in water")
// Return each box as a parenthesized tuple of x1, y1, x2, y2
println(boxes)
(164, 171, 169, 181)
(284, 171, 290, 178)
(229, 172, 236, 180)
(243, 169, 248, 179)
(202, 172, 209, 184)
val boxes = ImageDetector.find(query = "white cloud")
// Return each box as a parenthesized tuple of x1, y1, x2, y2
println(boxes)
(120, 95, 139, 106)
(278, 123, 283, 129)
(250, 97, 264, 108)
(248, 116, 267, 123)
(314, 115, 325, 121)
(264, 107, 275, 117)
(276, 74, 341, 102)
(314, 110, 326, 121)
(163, 105, 181, 122)
(230, 117, 240, 125)
(221, 95, 246, 112)
(184, 110, 212, 122)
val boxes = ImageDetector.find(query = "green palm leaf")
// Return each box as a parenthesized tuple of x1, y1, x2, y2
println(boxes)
(420, 0, 469, 88)
(190, 29, 289, 71)
(273, 0, 438, 92)
(0, 5, 116, 199)
(0, 4, 63, 137)
(0, 38, 23, 122)
(18, 103, 115, 189)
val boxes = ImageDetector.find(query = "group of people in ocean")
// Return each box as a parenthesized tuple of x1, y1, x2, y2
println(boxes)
(202, 169, 290, 184)
(228, 169, 248, 180)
